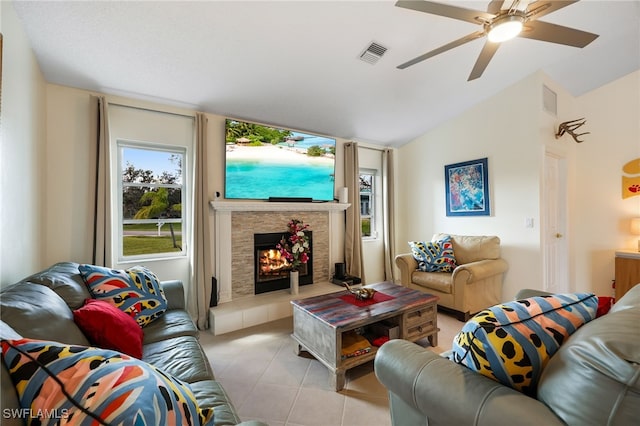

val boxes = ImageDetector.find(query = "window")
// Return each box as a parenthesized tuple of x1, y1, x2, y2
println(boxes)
(118, 143, 186, 260)
(360, 172, 374, 238)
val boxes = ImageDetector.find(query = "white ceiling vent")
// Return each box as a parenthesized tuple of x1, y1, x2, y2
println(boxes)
(359, 42, 387, 65)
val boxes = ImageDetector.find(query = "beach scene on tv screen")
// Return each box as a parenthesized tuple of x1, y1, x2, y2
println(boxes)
(225, 120, 336, 200)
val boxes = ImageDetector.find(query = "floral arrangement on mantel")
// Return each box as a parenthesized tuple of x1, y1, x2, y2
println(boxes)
(277, 219, 310, 272)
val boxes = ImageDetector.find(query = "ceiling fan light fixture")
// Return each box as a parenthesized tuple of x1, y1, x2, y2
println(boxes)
(487, 14, 525, 43)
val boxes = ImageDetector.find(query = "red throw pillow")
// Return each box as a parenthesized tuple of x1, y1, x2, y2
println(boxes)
(73, 298, 143, 358)
(596, 296, 614, 317)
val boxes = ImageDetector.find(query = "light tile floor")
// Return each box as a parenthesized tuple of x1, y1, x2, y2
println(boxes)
(199, 312, 463, 426)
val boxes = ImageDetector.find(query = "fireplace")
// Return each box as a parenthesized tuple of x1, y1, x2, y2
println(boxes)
(254, 231, 313, 294)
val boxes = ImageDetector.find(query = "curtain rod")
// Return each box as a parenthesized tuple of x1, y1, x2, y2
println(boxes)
(108, 102, 196, 120)
(357, 144, 392, 153)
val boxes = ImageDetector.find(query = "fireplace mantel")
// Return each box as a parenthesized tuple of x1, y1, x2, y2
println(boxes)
(210, 200, 350, 212)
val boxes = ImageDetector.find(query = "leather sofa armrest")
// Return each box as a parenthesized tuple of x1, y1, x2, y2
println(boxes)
(395, 253, 418, 285)
(374, 339, 563, 426)
(160, 280, 186, 310)
(452, 258, 509, 284)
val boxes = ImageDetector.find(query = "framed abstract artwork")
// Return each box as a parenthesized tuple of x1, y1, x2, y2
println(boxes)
(444, 157, 490, 216)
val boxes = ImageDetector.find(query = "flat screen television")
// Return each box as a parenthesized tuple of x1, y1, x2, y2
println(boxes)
(225, 119, 336, 201)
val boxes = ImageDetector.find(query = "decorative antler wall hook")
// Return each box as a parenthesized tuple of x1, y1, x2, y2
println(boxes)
(555, 118, 590, 143)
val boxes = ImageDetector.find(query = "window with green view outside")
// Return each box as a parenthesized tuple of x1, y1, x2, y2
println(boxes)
(119, 143, 185, 260)
(360, 173, 374, 238)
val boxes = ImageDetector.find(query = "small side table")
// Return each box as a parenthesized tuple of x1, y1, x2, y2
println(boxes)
(614, 250, 640, 300)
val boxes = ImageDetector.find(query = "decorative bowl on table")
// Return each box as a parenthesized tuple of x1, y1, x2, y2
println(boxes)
(344, 283, 376, 301)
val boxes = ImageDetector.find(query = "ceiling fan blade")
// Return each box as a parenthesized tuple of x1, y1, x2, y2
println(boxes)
(526, 1, 579, 20)
(468, 40, 500, 81)
(520, 20, 598, 48)
(486, 0, 505, 14)
(491, 0, 532, 13)
(398, 30, 486, 69)
(395, 1, 494, 25)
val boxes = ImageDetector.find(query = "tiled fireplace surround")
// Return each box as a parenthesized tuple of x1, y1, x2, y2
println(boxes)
(209, 201, 348, 334)
(232, 211, 328, 298)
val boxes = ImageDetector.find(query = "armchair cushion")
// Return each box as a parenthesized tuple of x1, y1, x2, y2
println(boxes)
(409, 236, 457, 272)
(450, 292, 598, 396)
(412, 271, 452, 294)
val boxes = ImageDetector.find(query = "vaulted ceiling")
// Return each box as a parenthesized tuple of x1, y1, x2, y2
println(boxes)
(12, 0, 640, 147)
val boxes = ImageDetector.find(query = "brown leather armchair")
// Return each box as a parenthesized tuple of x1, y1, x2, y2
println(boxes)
(395, 233, 508, 321)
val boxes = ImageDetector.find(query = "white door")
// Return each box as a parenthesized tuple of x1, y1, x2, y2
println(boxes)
(543, 152, 569, 293)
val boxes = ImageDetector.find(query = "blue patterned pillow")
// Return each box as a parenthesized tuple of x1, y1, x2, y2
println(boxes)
(449, 293, 598, 396)
(79, 264, 168, 327)
(409, 236, 457, 272)
(1, 338, 213, 425)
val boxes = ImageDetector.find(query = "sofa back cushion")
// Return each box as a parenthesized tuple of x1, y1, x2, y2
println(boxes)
(537, 307, 640, 425)
(0, 282, 90, 346)
(610, 282, 640, 313)
(433, 233, 500, 265)
(23, 262, 91, 310)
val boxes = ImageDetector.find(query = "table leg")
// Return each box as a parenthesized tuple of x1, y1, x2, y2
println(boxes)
(330, 369, 346, 391)
(428, 332, 438, 347)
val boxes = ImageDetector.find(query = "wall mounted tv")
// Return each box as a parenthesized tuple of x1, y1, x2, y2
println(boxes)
(225, 119, 336, 201)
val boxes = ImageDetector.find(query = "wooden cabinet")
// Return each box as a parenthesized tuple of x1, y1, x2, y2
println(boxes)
(615, 250, 640, 300)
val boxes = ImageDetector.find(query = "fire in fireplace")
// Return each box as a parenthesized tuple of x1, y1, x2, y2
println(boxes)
(254, 232, 313, 294)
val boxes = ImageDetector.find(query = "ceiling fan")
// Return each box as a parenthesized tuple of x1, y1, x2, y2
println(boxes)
(396, 0, 599, 80)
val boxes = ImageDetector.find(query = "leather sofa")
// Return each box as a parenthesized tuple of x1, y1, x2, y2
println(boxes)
(395, 233, 508, 321)
(0, 262, 265, 426)
(374, 284, 640, 426)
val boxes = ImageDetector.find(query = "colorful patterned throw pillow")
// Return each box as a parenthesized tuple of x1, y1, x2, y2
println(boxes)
(79, 264, 168, 327)
(449, 293, 598, 396)
(409, 236, 457, 272)
(1, 338, 213, 425)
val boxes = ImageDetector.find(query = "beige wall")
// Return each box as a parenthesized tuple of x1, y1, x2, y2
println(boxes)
(0, 1, 46, 286)
(396, 69, 640, 299)
(572, 71, 640, 294)
(43, 85, 94, 266)
(396, 72, 545, 300)
(43, 86, 199, 285)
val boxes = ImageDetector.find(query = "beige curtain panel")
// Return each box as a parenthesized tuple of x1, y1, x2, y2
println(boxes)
(344, 142, 365, 282)
(190, 112, 213, 330)
(382, 148, 396, 282)
(90, 95, 112, 266)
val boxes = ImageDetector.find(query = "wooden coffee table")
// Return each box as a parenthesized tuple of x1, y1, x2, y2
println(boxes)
(291, 281, 438, 391)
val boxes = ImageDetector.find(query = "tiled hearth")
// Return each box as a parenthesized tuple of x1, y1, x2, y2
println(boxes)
(209, 201, 349, 334)
(208, 281, 343, 335)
